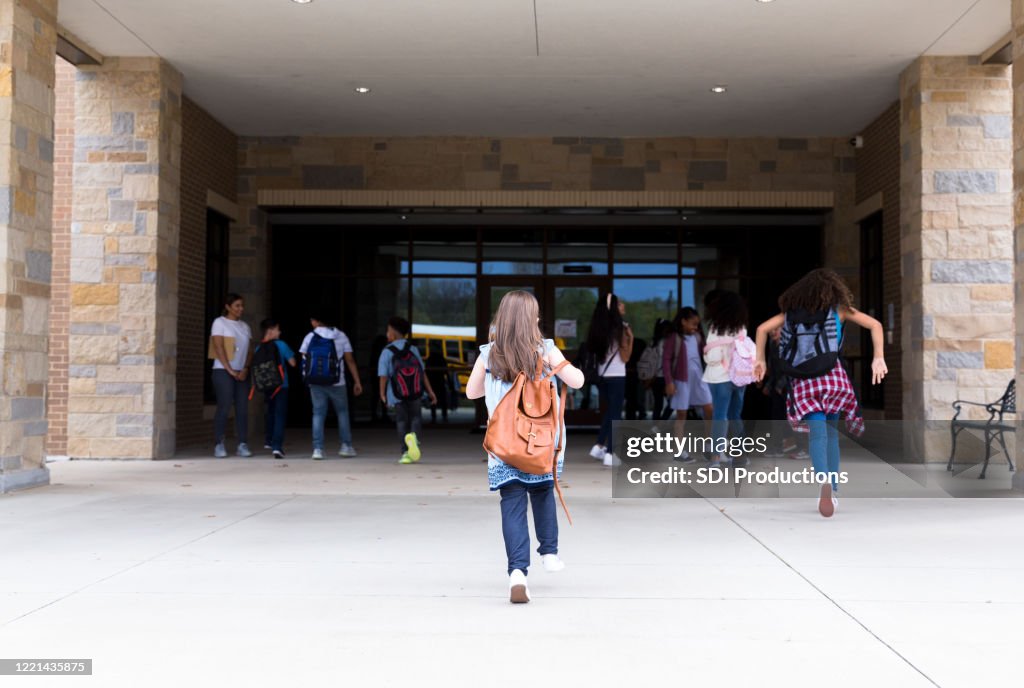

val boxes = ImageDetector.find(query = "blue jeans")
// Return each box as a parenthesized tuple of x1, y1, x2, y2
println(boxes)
(499, 482, 558, 575)
(263, 388, 289, 452)
(805, 412, 841, 490)
(709, 381, 745, 449)
(212, 369, 248, 445)
(597, 377, 626, 449)
(309, 384, 353, 450)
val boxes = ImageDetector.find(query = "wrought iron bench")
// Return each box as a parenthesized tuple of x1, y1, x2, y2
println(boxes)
(947, 380, 1016, 479)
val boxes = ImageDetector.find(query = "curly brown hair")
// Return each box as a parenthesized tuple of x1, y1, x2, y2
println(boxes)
(778, 268, 855, 313)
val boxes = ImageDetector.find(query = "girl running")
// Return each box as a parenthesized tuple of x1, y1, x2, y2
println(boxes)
(753, 268, 887, 518)
(466, 290, 585, 603)
(663, 307, 713, 461)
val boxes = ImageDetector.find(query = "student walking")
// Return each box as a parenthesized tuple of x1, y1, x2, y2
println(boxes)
(585, 294, 633, 467)
(703, 291, 753, 468)
(466, 290, 585, 603)
(210, 293, 254, 458)
(754, 268, 887, 518)
(377, 316, 438, 464)
(663, 307, 713, 461)
(300, 314, 364, 460)
(253, 319, 297, 459)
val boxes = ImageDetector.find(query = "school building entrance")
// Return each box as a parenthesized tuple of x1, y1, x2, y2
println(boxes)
(268, 208, 824, 429)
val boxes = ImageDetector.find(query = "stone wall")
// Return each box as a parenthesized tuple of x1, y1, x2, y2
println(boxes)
(177, 97, 238, 448)
(0, 0, 57, 490)
(1013, 0, 1024, 491)
(900, 56, 1015, 459)
(66, 58, 182, 459)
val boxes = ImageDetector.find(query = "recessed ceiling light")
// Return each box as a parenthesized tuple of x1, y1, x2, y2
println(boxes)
(291, 0, 314, 4)
(710, 85, 727, 94)
(354, 87, 371, 94)
(755, 0, 775, 3)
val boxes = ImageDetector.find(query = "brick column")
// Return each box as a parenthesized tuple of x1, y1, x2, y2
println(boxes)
(1013, 1, 1024, 490)
(900, 56, 1015, 461)
(67, 58, 182, 459)
(0, 0, 57, 492)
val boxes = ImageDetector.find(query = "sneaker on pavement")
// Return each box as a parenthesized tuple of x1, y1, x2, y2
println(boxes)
(509, 569, 530, 604)
(818, 483, 835, 518)
(272, 450, 285, 459)
(338, 444, 357, 458)
(603, 452, 621, 467)
(589, 444, 606, 460)
(398, 453, 414, 464)
(404, 433, 421, 462)
(312, 449, 324, 460)
(236, 443, 253, 458)
(263, 444, 272, 450)
(672, 451, 695, 464)
(213, 443, 227, 459)
(541, 554, 565, 572)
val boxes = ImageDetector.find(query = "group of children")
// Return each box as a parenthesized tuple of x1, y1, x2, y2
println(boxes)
(474, 268, 887, 603)
(209, 297, 438, 464)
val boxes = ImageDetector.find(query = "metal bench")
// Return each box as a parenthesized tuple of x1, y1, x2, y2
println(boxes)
(947, 380, 1016, 479)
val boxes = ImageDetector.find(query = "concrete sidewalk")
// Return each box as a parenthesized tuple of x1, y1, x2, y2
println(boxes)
(0, 428, 1020, 687)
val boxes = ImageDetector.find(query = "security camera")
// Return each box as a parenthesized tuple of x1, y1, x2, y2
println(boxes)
(849, 136, 864, 149)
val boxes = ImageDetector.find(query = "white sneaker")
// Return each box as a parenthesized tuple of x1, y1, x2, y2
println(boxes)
(312, 449, 324, 460)
(338, 444, 357, 458)
(263, 444, 272, 450)
(213, 443, 227, 459)
(589, 444, 606, 460)
(508, 569, 530, 603)
(832, 495, 839, 513)
(603, 452, 621, 467)
(236, 443, 252, 458)
(541, 554, 565, 572)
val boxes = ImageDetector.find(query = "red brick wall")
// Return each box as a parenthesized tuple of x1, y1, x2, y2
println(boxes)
(45, 57, 76, 456)
(856, 101, 902, 418)
(177, 97, 238, 447)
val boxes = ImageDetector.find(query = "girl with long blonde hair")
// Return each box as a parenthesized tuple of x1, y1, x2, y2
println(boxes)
(467, 290, 584, 603)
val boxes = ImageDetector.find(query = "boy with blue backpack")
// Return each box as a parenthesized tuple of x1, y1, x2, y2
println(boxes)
(377, 316, 437, 464)
(300, 313, 364, 460)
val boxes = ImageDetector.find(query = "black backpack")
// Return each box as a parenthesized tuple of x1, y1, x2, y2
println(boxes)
(387, 343, 425, 401)
(777, 308, 842, 379)
(303, 333, 341, 385)
(250, 341, 284, 398)
(574, 342, 614, 385)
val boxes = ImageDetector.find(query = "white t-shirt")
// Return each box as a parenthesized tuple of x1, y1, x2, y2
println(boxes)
(703, 327, 745, 384)
(299, 327, 353, 387)
(601, 346, 627, 378)
(211, 316, 252, 371)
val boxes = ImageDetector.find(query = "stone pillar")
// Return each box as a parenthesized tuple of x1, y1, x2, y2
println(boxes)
(900, 56, 1015, 461)
(67, 58, 182, 459)
(0, 0, 57, 492)
(1013, 1, 1024, 490)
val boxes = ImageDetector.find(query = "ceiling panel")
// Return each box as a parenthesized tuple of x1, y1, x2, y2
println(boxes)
(57, 0, 1010, 137)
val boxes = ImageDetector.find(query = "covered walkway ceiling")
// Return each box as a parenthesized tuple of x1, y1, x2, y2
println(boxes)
(60, 0, 1008, 137)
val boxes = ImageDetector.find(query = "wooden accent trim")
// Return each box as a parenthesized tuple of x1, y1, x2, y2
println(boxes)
(206, 190, 239, 221)
(980, 31, 1013, 65)
(257, 189, 835, 209)
(852, 191, 884, 222)
(56, 25, 104, 66)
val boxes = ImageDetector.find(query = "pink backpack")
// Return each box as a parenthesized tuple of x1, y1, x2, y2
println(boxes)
(705, 332, 757, 387)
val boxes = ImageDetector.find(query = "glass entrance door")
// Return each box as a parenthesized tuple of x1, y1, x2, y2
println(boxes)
(545, 279, 608, 426)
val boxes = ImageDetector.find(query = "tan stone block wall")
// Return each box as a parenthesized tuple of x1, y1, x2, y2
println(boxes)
(1013, 0, 1024, 491)
(0, 0, 57, 488)
(901, 56, 1015, 461)
(67, 58, 182, 459)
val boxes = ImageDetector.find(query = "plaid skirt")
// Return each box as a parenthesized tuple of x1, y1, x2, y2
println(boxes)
(787, 362, 864, 436)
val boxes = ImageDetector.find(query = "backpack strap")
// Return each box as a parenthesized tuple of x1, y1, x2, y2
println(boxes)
(551, 377, 572, 525)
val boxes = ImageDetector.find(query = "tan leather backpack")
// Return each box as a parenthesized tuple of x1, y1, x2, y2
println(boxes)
(483, 355, 572, 523)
